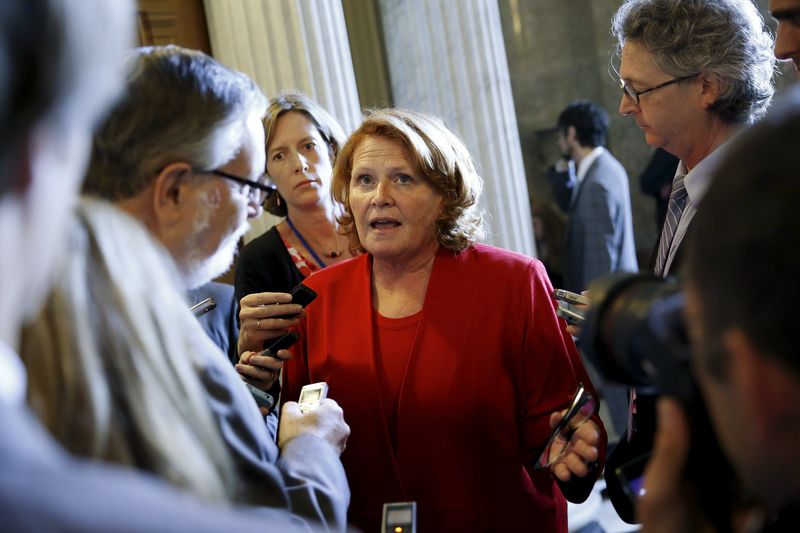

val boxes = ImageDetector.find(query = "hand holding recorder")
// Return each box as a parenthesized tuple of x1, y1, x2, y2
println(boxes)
(279, 383, 349, 456)
(552, 288, 590, 337)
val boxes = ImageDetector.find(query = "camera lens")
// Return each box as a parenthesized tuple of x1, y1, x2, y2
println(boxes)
(579, 274, 682, 393)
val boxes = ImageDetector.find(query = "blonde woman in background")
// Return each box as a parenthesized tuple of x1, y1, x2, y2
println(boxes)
(235, 92, 357, 391)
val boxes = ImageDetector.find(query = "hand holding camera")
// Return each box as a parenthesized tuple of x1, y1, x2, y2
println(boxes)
(635, 397, 697, 533)
(579, 273, 739, 529)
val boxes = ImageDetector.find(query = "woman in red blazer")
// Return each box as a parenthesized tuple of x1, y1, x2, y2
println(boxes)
(287, 109, 606, 532)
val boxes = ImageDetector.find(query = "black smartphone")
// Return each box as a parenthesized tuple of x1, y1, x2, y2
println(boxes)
(259, 331, 300, 359)
(274, 283, 318, 319)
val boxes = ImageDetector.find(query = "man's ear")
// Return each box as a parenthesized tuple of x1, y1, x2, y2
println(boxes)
(723, 329, 792, 441)
(698, 73, 722, 110)
(152, 162, 194, 225)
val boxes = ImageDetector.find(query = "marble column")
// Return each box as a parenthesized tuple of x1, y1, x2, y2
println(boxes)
(203, 0, 361, 135)
(376, 0, 536, 257)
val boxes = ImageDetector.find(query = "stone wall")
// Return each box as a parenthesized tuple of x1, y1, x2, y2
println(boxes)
(498, 0, 657, 255)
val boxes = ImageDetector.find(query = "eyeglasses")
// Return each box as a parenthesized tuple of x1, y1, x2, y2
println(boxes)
(198, 168, 276, 205)
(534, 383, 597, 470)
(619, 74, 699, 106)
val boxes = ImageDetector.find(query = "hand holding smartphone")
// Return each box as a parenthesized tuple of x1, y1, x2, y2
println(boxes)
(274, 283, 317, 319)
(241, 333, 299, 413)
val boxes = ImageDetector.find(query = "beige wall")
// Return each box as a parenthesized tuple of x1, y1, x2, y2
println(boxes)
(136, 0, 211, 52)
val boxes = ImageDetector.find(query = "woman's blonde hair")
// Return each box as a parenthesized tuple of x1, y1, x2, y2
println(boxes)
(21, 198, 239, 503)
(332, 108, 485, 253)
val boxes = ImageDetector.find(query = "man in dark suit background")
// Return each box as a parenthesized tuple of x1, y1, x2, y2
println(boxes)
(556, 100, 638, 294)
(550, 101, 638, 441)
(82, 45, 351, 529)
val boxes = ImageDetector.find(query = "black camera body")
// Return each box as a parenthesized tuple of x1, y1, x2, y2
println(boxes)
(579, 274, 739, 530)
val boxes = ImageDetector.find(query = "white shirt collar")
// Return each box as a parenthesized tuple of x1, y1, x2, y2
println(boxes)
(576, 146, 605, 184)
(682, 134, 738, 207)
(0, 340, 26, 406)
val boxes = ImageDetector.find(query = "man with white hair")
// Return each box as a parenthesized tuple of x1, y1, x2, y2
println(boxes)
(82, 45, 351, 529)
(0, 0, 344, 531)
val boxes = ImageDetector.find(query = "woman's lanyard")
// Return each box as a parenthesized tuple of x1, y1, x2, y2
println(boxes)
(285, 216, 328, 268)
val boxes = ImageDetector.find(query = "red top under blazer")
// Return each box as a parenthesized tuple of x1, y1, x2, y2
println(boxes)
(284, 244, 605, 532)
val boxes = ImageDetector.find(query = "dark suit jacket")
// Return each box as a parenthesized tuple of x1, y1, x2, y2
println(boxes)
(564, 150, 638, 292)
(236, 226, 304, 305)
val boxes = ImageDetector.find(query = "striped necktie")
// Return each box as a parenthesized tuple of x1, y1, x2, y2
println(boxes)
(654, 172, 689, 276)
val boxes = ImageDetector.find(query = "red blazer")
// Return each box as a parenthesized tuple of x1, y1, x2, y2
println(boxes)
(285, 244, 605, 532)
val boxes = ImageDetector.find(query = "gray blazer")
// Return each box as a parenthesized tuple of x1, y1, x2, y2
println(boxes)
(0, 398, 337, 532)
(195, 331, 350, 530)
(564, 150, 638, 292)
(0, 335, 350, 532)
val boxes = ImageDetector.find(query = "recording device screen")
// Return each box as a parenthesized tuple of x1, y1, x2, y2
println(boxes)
(387, 509, 413, 524)
(382, 501, 416, 533)
(298, 382, 328, 413)
(299, 388, 321, 403)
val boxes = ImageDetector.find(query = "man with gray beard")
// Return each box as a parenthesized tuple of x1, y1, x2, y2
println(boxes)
(82, 45, 351, 530)
(84, 46, 266, 290)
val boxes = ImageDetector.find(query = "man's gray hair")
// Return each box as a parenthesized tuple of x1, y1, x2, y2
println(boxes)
(84, 45, 267, 201)
(0, 0, 132, 195)
(612, 0, 775, 124)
